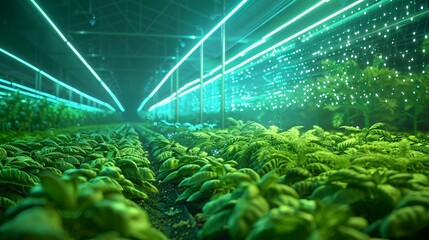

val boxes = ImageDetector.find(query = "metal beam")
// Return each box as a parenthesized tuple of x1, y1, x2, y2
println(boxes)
(143, 1, 173, 33)
(220, 0, 226, 129)
(128, 0, 199, 29)
(172, 1, 212, 21)
(70, 30, 199, 40)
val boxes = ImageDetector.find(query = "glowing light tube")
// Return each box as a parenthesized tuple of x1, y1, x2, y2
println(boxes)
(262, 0, 329, 40)
(148, 0, 364, 111)
(0, 78, 104, 112)
(0, 47, 115, 111)
(30, 0, 125, 112)
(150, 0, 330, 111)
(137, 0, 248, 111)
(206, 0, 328, 78)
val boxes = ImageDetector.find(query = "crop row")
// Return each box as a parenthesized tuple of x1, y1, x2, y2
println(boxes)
(136, 119, 429, 239)
(0, 124, 166, 239)
(1, 119, 429, 239)
(0, 92, 121, 132)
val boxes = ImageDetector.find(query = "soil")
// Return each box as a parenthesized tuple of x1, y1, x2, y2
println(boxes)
(137, 136, 200, 240)
(139, 180, 200, 240)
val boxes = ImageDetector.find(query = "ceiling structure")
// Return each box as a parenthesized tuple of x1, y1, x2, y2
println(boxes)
(0, 0, 317, 114)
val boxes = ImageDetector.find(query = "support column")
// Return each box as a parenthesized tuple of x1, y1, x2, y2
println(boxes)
(199, 28, 204, 125)
(35, 71, 42, 91)
(170, 65, 174, 121)
(55, 84, 60, 98)
(175, 48, 179, 123)
(220, 0, 226, 128)
(154, 71, 159, 104)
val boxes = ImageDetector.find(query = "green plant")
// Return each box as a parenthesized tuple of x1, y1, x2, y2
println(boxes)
(0, 173, 166, 239)
(312, 57, 400, 128)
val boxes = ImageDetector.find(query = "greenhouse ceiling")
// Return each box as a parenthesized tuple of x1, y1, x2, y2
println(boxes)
(0, 0, 357, 112)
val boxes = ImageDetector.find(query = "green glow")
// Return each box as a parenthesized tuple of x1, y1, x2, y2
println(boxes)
(0, 78, 104, 112)
(29, 0, 67, 42)
(137, 0, 248, 112)
(0, 48, 39, 72)
(148, 93, 177, 112)
(30, 0, 125, 112)
(40, 71, 115, 110)
(262, 0, 329, 40)
(0, 47, 115, 111)
(66, 42, 124, 112)
(164, 0, 333, 104)
(177, 72, 212, 94)
(217, 0, 365, 80)
(209, 65, 222, 76)
(148, 0, 364, 112)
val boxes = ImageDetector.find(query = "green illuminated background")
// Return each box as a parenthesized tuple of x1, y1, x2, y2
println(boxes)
(145, 0, 429, 131)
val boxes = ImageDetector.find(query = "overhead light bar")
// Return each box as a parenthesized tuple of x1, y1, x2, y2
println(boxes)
(148, 93, 177, 112)
(40, 71, 114, 111)
(0, 48, 39, 72)
(0, 47, 115, 111)
(0, 78, 104, 112)
(208, 39, 267, 76)
(137, 0, 249, 112)
(29, 0, 67, 42)
(29, 0, 125, 112)
(150, 0, 329, 110)
(148, 0, 364, 111)
(204, 0, 364, 85)
(208, 0, 329, 77)
(262, 0, 329, 40)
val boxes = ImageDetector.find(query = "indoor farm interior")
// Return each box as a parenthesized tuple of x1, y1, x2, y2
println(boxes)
(1, 0, 429, 239)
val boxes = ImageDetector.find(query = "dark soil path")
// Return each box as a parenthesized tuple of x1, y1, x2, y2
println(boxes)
(139, 181, 200, 240)
(136, 133, 200, 240)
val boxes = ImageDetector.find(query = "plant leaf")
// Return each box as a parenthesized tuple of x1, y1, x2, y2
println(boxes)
(0, 168, 36, 188)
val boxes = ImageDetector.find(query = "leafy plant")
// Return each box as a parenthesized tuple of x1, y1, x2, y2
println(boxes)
(311, 57, 402, 128)
(0, 173, 167, 239)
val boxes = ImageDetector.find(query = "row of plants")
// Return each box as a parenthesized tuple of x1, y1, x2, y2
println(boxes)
(0, 124, 166, 239)
(1, 117, 428, 239)
(0, 92, 122, 132)
(149, 38, 429, 133)
(307, 54, 429, 132)
(137, 118, 429, 239)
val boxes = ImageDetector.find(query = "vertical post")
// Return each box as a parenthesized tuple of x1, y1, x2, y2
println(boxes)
(170, 65, 174, 121)
(220, 0, 226, 128)
(175, 48, 179, 123)
(199, 28, 204, 125)
(35, 71, 39, 90)
(34, 72, 38, 90)
(35, 71, 42, 91)
(68, 89, 72, 101)
(175, 3, 181, 124)
(55, 84, 60, 98)
(79, 95, 83, 104)
(39, 73, 42, 91)
(154, 71, 159, 104)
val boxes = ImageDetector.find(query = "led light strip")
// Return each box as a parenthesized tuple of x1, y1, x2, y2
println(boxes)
(0, 78, 104, 112)
(206, 0, 364, 86)
(262, 0, 330, 40)
(148, 0, 364, 111)
(30, 0, 125, 112)
(162, 0, 329, 99)
(147, 0, 330, 111)
(137, 0, 249, 112)
(0, 47, 115, 111)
